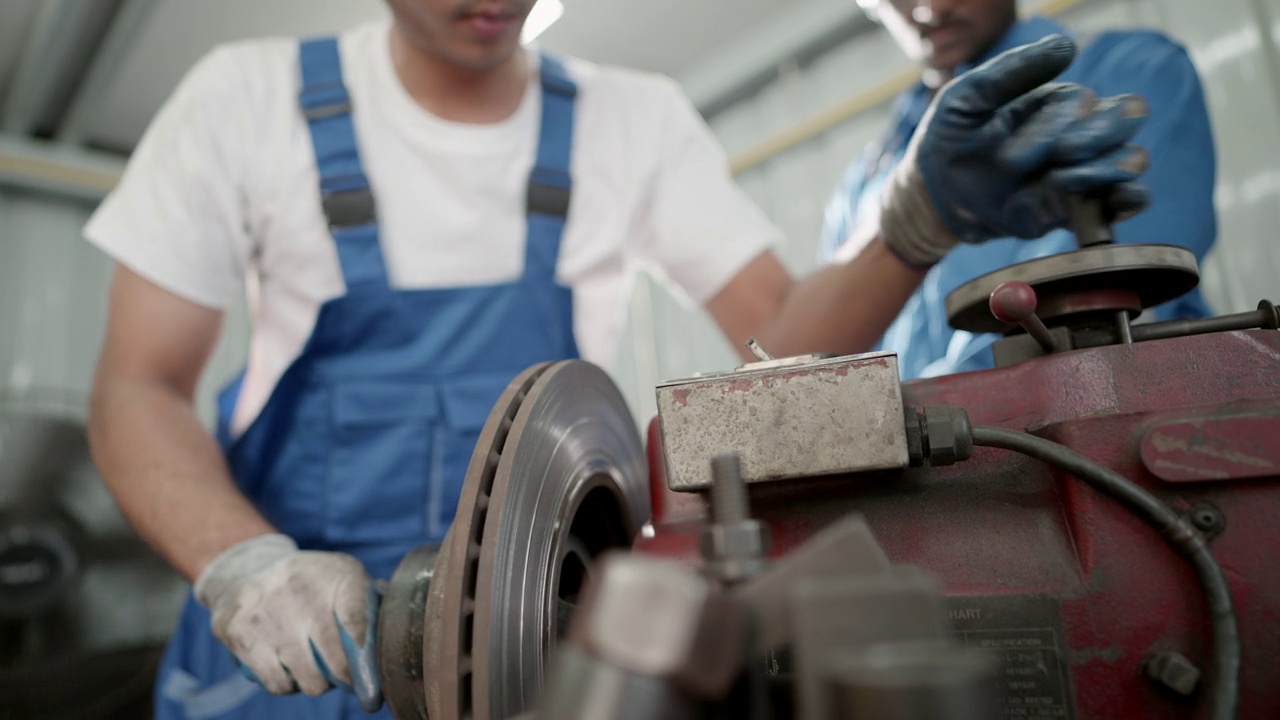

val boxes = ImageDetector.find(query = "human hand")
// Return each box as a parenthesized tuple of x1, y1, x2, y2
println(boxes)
(881, 34, 1150, 267)
(194, 534, 383, 711)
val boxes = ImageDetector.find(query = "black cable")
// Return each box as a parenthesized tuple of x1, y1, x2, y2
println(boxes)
(970, 425, 1239, 720)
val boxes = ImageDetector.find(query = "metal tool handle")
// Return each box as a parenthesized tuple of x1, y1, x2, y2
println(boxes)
(1068, 195, 1116, 247)
(989, 281, 1058, 353)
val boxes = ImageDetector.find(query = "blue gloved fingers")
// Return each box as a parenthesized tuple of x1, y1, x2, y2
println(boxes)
(998, 186, 1071, 240)
(996, 83, 1096, 171)
(1051, 95, 1149, 164)
(941, 34, 1077, 120)
(1001, 181, 1149, 240)
(1100, 182, 1152, 221)
(337, 582, 384, 713)
(1046, 145, 1149, 193)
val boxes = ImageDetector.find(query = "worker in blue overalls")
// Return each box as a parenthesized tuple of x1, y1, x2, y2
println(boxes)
(83, 0, 1157, 717)
(821, 0, 1218, 379)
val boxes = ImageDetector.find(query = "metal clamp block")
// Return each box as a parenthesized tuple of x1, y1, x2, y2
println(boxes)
(656, 352, 909, 492)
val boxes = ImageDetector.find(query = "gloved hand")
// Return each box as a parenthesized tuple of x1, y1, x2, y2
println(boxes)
(194, 534, 383, 711)
(881, 34, 1151, 267)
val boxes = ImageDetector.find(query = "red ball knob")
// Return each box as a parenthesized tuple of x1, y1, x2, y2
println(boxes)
(990, 281, 1039, 325)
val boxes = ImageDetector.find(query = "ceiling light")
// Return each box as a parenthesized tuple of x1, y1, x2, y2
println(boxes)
(522, 0, 565, 44)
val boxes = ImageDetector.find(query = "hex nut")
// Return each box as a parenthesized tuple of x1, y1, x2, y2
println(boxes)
(700, 520, 768, 583)
(924, 406, 972, 466)
(1144, 651, 1201, 696)
(569, 552, 747, 699)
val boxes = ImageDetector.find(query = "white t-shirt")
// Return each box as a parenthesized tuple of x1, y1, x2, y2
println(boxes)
(84, 21, 782, 433)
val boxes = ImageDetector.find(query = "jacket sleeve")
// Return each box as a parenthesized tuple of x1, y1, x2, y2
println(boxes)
(1082, 31, 1219, 319)
(817, 149, 874, 263)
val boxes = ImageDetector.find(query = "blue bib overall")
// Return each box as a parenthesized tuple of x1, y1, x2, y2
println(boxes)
(155, 38, 581, 719)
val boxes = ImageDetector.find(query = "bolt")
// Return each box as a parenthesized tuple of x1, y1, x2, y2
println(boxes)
(703, 453, 768, 583)
(710, 453, 749, 524)
(745, 337, 775, 362)
(1188, 502, 1225, 540)
(1144, 651, 1201, 697)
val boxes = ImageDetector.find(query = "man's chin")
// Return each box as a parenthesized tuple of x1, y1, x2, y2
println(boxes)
(445, 42, 524, 72)
(923, 47, 971, 79)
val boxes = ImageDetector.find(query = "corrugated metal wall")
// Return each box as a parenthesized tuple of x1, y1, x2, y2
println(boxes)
(0, 190, 249, 424)
(614, 0, 1280, 423)
(0, 192, 105, 408)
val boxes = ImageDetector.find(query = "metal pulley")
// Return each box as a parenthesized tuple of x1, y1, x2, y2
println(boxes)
(946, 191, 1203, 335)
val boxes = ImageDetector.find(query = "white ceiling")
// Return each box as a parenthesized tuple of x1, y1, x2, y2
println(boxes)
(540, 0, 787, 77)
(0, 0, 41, 91)
(87, 0, 393, 151)
(0, 0, 798, 153)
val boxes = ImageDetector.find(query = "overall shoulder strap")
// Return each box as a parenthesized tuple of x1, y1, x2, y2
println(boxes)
(298, 37, 389, 290)
(524, 53, 578, 282)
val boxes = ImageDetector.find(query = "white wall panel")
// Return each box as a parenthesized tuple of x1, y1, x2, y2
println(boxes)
(607, 0, 1280, 422)
(0, 190, 249, 426)
(1164, 0, 1280, 313)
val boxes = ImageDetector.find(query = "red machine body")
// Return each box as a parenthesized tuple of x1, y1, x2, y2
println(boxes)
(636, 329, 1280, 719)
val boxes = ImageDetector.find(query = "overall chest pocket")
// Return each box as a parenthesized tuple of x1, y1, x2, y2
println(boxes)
(431, 373, 513, 539)
(327, 382, 440, 545)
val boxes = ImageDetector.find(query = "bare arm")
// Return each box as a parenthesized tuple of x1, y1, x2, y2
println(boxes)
(88, 265, 273, 581)
(707, 236, 925, 362)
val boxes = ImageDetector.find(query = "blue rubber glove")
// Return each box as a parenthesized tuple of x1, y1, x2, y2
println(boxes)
(880, 34, 1151, 267)
(195, 534, 384, 712)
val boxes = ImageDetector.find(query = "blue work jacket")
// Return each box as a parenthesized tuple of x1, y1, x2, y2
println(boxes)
(819, 17, 1218, 379)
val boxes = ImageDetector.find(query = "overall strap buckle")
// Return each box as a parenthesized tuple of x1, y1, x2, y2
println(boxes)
(298, 36, 388, 288)
(527, 54, 577, 221)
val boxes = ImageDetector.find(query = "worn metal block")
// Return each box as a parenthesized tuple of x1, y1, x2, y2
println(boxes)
(655, 352, 908, 492)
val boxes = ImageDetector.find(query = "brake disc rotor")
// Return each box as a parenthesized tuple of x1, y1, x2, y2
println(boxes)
(416, 360, 649, 720)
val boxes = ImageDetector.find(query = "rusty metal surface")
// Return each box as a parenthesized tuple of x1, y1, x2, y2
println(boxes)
(656, 352, 908, 492)
(1036, 287, 1143, 321)
(1140, 407, 1280, 482)
(637, 329, 1280, 719)
(946, 244, 1199, 333)
(421, 360, 649, 720)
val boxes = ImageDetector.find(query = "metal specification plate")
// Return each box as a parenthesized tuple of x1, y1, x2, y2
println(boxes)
(655, 352, 909, 492)
(946, 595, 1076, 719)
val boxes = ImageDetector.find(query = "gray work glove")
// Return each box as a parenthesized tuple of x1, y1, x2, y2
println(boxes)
(194, 534, 383, 711)
(881, 34, 1151, 267)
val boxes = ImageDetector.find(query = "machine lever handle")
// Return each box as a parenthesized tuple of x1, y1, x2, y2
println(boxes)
(1068, 195, 1116, 247)
(990, 281, 1059, 353)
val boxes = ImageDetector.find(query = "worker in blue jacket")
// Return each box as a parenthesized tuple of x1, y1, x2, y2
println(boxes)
(821, 0, 1218, 379)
